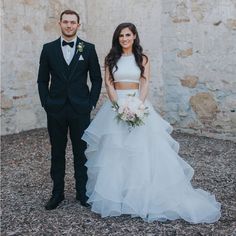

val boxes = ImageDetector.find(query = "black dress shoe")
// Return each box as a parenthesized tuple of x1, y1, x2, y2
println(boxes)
(80, 201, 90, 207)
(76, 194, 90, 207)
(45, 195, 64, 210)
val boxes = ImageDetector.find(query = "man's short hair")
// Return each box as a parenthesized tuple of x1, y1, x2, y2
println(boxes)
(60, 10, 80, 23)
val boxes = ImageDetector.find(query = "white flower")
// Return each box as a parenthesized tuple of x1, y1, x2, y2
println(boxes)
(112, 94, 149, 131)
(77, 42, 85, 53)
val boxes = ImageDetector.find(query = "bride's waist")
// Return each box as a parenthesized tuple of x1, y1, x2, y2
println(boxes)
(116, 89, 139, 97)
(114, 82, 139, 90)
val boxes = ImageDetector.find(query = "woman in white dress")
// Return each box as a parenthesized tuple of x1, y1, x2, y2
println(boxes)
(82, 23, 221, 223)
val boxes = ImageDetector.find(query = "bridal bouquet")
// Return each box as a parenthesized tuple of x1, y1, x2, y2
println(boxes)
(112, 93, 149, 130)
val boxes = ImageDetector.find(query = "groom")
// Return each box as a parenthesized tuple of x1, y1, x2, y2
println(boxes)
(37, 10, 102, 210)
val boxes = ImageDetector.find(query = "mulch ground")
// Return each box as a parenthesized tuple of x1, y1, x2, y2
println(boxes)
(1, 128, 236, 236)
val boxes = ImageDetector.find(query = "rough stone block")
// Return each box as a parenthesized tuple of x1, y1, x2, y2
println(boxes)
(226, 19, 236, 30)
(180, 75, 199, 88)
(1, 94, 13, 109)
(177, 48, 193, 58)
(190, 92, 218, 121)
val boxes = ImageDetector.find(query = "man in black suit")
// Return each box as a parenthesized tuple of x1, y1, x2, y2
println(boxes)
(37, 10, 102, 210)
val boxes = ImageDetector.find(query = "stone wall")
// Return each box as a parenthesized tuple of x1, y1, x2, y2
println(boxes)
(161, 0, 236, 140)
(1, 0, 236, 141)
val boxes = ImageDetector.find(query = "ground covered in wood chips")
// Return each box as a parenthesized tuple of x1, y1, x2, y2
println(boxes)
(1, 128, 236, 236)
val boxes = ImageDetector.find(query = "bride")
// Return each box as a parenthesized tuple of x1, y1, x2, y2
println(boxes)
(82, 22, 221, 223)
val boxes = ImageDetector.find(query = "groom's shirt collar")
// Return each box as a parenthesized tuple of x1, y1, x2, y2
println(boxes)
(60, 36, 77, 46)
(60, 36, 77, 65)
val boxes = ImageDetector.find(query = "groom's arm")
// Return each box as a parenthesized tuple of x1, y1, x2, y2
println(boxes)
(37, 45, 50, 108)
(88, 44, 102, 108)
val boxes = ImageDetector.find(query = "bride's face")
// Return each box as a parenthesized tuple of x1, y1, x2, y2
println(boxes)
(118, 27, 136, 51)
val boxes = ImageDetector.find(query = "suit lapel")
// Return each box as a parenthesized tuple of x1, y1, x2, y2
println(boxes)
(70, 37, 80, 66)
(68, 37, 83, 81)
(54, 38, 68, 81)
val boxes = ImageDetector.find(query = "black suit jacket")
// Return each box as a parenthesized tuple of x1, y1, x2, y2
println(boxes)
(37, 37, 102, 113)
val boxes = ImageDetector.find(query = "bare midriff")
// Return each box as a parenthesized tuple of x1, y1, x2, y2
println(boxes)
(114, 82, 139, 90)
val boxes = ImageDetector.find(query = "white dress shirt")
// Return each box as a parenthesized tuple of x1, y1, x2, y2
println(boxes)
(61, 37, 76, 65)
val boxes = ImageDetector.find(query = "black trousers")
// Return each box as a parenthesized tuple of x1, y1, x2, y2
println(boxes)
(46, 102, 90, 200)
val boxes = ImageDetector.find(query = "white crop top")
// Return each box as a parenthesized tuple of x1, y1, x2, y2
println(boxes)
(113, 54, 141, 83)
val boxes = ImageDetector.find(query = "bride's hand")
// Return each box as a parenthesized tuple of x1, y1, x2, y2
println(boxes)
(139, 102, 146, 110)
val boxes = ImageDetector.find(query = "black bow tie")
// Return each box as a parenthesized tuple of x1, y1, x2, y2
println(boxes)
(62, 40, 74, 48)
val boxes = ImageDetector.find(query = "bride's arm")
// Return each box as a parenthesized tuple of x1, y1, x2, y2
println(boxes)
(139, 56, 150, 103)
(105, 66, 118, 103)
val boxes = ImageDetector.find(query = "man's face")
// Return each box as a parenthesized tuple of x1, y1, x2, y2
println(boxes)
(59, 14, 80, 39)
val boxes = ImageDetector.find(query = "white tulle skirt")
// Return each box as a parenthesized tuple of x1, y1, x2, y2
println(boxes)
(82, 90, 221, 223)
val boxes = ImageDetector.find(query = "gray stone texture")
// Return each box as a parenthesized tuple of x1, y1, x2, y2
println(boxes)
(1, 0, 236, 141)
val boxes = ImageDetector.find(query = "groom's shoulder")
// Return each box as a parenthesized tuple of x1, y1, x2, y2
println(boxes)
(79, 39, 95, 49)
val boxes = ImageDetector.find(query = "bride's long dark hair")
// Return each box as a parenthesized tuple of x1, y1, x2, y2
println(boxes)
(105, 22, 148, 81)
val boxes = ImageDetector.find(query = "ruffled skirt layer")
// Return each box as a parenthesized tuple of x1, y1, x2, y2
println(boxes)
(82, 90, 221, 223)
